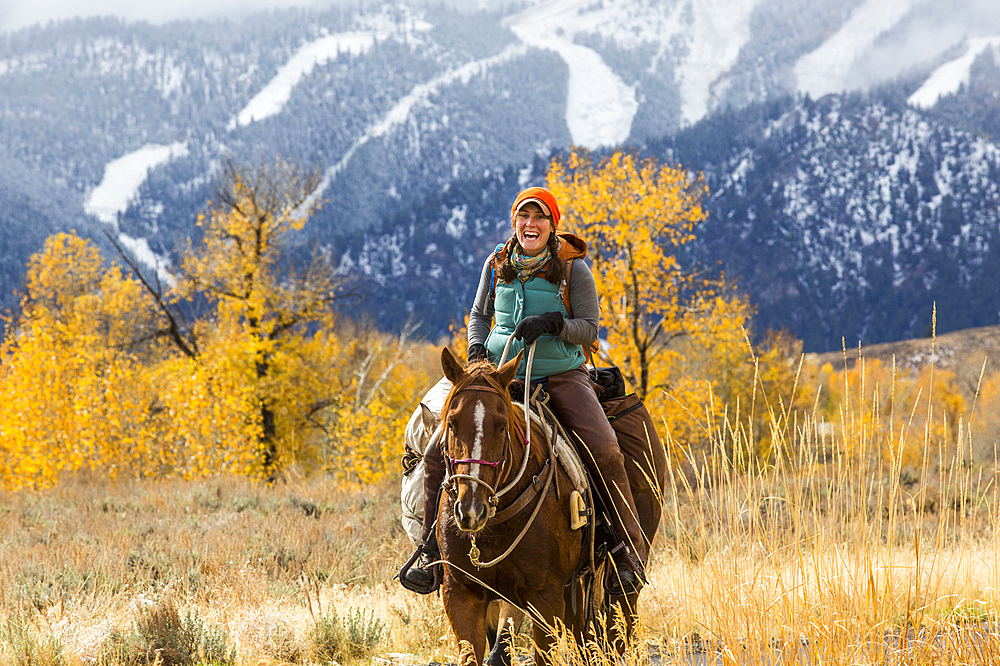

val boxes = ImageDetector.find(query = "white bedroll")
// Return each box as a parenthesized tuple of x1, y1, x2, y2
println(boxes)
(400, 376, 452, 546)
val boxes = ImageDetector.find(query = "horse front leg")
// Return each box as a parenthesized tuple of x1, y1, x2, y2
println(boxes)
(485, 601, 524, 666)
(528, 596, 566, 666)
(606, 591, 640, 654)
(443, 584, 490, 666)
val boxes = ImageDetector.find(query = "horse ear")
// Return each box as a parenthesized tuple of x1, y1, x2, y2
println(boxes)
(441, 347, 465, 384)
(497, 349, 523, 387)
(419, 403, 436, 431)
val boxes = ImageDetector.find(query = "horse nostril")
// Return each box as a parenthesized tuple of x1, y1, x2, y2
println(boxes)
(454, 500, 488, 531)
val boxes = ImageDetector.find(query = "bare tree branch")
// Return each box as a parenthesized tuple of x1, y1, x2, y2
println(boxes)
(104, 230, 198, 358)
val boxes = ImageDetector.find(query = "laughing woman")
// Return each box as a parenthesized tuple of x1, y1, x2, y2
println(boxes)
(401, 187, 647, 597)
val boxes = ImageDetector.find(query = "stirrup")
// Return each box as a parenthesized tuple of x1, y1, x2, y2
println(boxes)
(397, 544, 442, 595)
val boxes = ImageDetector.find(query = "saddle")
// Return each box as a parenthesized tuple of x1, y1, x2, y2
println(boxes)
(515, 368, 661, 574)
(517, 384, 592, 531)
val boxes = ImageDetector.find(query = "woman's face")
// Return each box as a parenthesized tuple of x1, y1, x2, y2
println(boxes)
(514, 202, 553, 257)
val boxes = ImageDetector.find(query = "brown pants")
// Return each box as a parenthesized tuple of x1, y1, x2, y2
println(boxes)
(545, 366, 647, 566)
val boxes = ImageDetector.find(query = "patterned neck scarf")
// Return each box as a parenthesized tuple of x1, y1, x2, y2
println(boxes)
(510, 245, 552, 282)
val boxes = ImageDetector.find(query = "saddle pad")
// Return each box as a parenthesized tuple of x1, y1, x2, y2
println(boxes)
(519, 405, 589, 495)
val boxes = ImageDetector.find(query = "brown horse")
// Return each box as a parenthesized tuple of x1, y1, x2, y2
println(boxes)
(437, 347, 594, 666)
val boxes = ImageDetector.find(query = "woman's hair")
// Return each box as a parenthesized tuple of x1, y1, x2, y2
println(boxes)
(493, 231, 564, 285)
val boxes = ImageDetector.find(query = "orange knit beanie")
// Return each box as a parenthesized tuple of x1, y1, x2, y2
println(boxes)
(510, 187, 561, 228)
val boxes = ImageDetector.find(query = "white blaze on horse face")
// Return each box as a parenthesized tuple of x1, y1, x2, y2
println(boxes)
(471, 399, 485, 476)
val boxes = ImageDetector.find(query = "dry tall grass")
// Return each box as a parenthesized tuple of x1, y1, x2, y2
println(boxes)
(628, 343, 1000, 666)
(2, 354, 998, 666)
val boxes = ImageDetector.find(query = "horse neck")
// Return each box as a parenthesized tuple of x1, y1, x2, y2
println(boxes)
(508, 403, 549, 472)
(451, 375, 548, 483)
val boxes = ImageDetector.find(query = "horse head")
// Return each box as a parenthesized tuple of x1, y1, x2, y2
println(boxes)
(440, 346, 522, 533)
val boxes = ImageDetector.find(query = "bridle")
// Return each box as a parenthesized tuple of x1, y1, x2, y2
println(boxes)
(442, 383, 529, 518)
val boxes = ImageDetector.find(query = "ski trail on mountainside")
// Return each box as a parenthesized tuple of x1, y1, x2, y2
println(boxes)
(229, 13, 433, 129)
(84, 142, 188, 282)
(306, 42, 529, 207)
(678, 0, 759, 125)
(228, 31, 381, 130)
(504, 0, 759, 130)
(507, 26, 638, 147)
(909, 36, 1000, 109)
(794, 0, 913, 99)
(504, 0, 639, 144)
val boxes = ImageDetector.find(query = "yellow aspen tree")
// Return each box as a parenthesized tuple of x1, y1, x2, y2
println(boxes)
(666, 296, 801, 460)
(319, 318, 427, 483)
(547, 149, 711, 400)
(3, 162, 429, 487)
(148, 325, 263, 478)
(548, 150, 800, 459)
(0, 233, 161, 488)
(817, 359, 967, 467)
(178, 159, 346, 477)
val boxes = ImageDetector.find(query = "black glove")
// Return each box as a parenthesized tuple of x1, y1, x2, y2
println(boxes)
(468, 343, 488, 363)
(512, 312, 564, 346)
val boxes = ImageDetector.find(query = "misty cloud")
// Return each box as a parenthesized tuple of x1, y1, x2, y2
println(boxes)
(847, 0, 1000, 91)
(0, 0, 332, 34)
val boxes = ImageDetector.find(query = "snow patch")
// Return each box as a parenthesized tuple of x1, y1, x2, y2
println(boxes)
(505, 0, 758, 130)
(445, 205, 468, 239)
(908, 36, 1000, 109)
(229, 32, 378, 129)
(677, 0, 759, 125)
(794, 0, 913, 98)
(85, 142, 186, 283)
(507, 0, 683, 50)
(368, 44, 527, 139)
(116, 235, 174, 285)
(85, 142, 188, 225)
(511, 26, 638, 147)
(229, 8, 434, 130)
(518, 163, 534, 188)
(0, 52, 50, 76)
(158, 57, 185, 98)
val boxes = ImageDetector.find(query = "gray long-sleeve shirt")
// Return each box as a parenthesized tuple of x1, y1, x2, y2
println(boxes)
(468, 254, 600, 347)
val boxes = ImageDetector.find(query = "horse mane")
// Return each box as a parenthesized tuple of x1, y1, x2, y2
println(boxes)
(441, 361, 546, 464)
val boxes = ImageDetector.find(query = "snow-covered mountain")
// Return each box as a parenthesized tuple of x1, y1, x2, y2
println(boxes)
(666, 93, 1000, 350)
(2, 0, 999, 349)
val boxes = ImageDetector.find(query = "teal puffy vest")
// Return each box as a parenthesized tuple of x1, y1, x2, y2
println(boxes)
(485, 266, 585, 380)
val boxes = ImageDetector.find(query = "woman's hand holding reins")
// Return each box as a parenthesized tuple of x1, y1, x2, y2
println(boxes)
(468, 343, 488, 363)
(512, 311, 564, 345)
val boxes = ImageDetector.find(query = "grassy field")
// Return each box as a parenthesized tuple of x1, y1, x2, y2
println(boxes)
(2, 366, 999, 666)
(0, 473, 461, 666)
